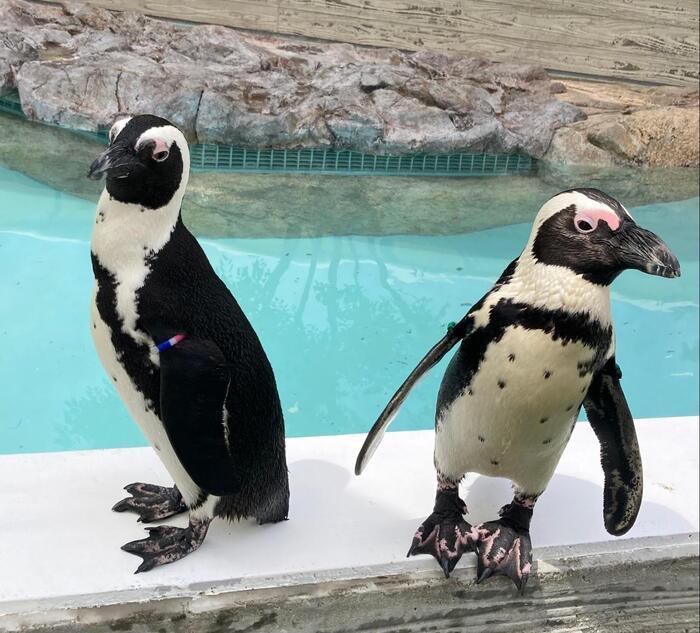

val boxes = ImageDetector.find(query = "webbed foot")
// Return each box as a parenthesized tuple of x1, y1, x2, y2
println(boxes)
(407, 486, 477, 578)
(112, 482, 187, 523)
(121, 517, 210, 573)
(474, 500, 534, 593)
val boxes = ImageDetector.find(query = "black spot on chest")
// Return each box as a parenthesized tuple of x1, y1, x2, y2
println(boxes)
(437, 298, 612, 421)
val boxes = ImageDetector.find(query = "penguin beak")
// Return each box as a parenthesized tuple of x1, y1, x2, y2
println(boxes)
(87, 143, 139, 181)
(615, 222, 681, 279)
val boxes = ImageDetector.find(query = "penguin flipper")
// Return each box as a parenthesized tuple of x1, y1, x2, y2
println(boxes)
(354, 316, 473, 475)
(583, 356, 642, 536)
(157, 333, 241, 497)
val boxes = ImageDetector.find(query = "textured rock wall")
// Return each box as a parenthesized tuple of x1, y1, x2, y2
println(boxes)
(0, 0, 697, 173)
(545, 80, 699, 169)
(0, 0, 583, 158)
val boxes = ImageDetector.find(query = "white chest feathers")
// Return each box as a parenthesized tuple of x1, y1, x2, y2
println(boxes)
(435, 324, 606, 493)
(90, 191, 180, 351)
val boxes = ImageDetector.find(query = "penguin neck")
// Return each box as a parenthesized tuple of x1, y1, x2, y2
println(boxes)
(91, 189, 183, 274)
(506, 251, 613, 325)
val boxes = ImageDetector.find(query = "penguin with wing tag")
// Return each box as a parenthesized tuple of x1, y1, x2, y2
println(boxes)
(88, 115, 289, 572)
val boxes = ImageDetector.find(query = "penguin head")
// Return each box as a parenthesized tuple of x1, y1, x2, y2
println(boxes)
(87, 114, 190, 210)
(527, 188, 681, 285)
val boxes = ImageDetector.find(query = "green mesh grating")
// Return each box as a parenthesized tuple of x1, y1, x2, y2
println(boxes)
(0, 91, 536, 177)
(189, 145, 535, 176)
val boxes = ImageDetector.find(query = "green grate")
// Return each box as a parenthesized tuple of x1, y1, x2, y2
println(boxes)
(188, 145, 535, 176)
(0, 91, 536, 177)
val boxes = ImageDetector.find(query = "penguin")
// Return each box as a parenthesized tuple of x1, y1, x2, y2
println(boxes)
(355, 189, 681, 591)
(87, 114, 289, 572)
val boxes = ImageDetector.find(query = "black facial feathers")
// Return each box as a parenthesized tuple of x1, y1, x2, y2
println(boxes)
(104, 115, 184, 209)
(532, 204, 622, 285)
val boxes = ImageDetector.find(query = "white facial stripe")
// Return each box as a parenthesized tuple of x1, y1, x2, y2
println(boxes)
(136, 126, 178, 151)
(109, 116, 132, 143)
(530, 192, 586, 231)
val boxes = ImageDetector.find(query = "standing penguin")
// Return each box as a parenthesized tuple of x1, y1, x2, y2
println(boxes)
(355, 189, 680, 590)
(88, 115, 289, 572)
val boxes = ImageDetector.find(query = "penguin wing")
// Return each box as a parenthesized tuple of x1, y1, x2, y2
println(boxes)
(583, 356, 642, 536)
(355, 316, 473, 475)
(158, 335, 241, 497)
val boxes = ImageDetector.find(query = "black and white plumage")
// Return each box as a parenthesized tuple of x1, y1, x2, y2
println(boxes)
(355, 189, 680, 590)
(88, 115, 289, 572)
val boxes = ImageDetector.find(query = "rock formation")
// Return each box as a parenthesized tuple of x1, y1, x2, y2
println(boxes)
(545, 80, 699, 169)
(2, 1, 697, 167)
(1, 0, 583, 158)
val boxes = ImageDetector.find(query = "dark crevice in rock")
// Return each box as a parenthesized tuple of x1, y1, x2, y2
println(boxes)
(360, 81, 388, 94)
(114, 70, 122, 112)
(193, 88, 204, 144)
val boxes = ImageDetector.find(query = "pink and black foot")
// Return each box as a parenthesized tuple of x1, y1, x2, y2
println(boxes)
(407, 483, 477, 578)
(474, 496, 535, 593)
(121, 516, 210, 573)
(112, 482, 188, 523)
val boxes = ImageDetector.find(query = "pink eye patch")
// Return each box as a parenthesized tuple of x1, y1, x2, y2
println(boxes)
(151, 138, 169, 155)
(135, 136, 169, 157)
(574, 208, 620, 233)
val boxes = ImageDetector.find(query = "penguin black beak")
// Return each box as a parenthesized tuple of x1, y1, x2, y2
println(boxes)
(87, 143, 139, 181)
(616, 223, 681, 279)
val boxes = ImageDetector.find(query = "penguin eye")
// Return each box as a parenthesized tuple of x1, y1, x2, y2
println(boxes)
(574, 217, 596, 234)
(153, 150, 169, 162)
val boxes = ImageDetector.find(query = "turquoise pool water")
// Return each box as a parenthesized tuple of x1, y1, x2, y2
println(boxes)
(1, 166, 698, 454)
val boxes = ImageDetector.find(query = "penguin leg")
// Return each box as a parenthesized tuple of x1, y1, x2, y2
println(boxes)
(407, 478, 478, 578)
(121, 514, 211, 573)
(112, 482, 187, 523)
(474, 493, 536, 593)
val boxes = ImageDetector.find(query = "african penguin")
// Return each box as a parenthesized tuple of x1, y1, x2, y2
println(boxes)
(355, 189, 681, 591)
(88, 114, 289, 572)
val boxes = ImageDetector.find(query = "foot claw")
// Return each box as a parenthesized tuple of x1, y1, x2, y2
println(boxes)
(477, 567, 494, 584)
(516, 574, 529, 595)
(440, 557, 452, 578)
(120, 518, 210, 573)
(112, 482, 187, 523)
(474, 520, 532, 592)
(408, 490, 475, 577)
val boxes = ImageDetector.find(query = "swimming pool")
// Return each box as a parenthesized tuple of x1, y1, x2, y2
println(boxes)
(1, 166, 698, 454)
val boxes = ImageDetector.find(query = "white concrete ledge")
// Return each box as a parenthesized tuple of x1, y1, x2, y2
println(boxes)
(0, 417, 697, 630)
